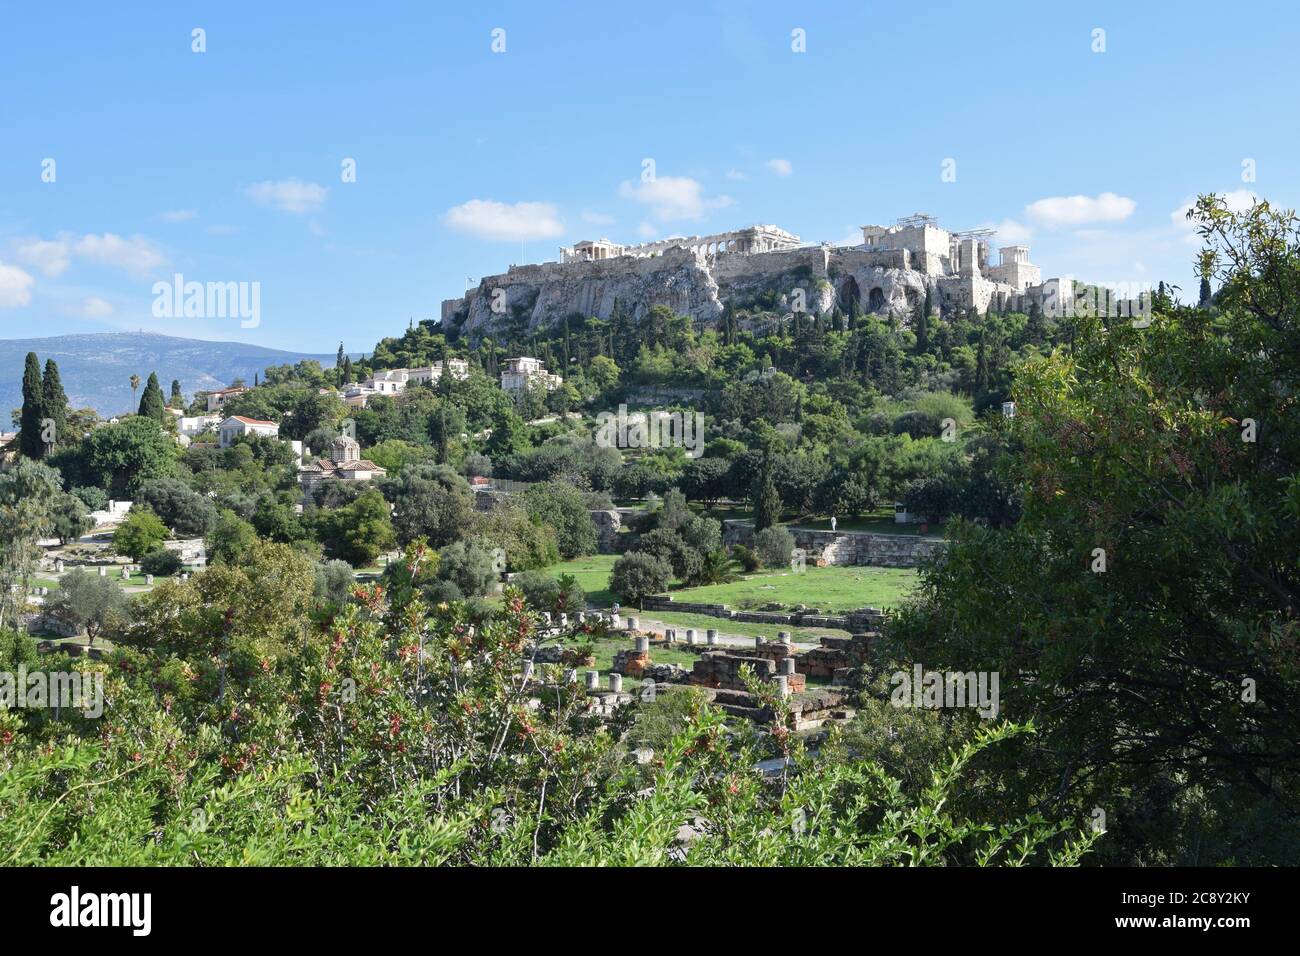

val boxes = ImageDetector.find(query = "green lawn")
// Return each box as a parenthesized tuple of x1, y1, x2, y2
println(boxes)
(668, 565, 917, 612)
(543, 555, 621, 607)
(541, 556, 914, 614)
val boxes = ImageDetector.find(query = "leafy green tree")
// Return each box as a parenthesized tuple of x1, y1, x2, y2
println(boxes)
(48, 492, 92, 544)
(890, 196, 1300, 864)
(314, 559, 356, 605)
(114, 507, 168, 560)
(435, 540, 498, 599)
(317, 488, 396, 566)
(138, 478, 219, 537)
(753, 525, 795, 569)
(522, 481, 598, 558)
(140, 547, 183, 577)
(609, 551, 672, 608)
(380, 462, 475, 548)
(0, 459, 61, 629)
(206, 508, 259, 566)
(45, 567, 129, 645)
(50, 416, 177, 498)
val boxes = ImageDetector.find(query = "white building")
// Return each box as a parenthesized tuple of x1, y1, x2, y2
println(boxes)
(178, 413, 221, 438)
(500, 357, 563, 393)
(218, 415, 280, 448)
(206, 385, 249, 413)
(342, 360, 471, 408)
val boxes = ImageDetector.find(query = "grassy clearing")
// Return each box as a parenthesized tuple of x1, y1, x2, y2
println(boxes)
(669, 565, 917, 612)
(542, 555, 621, 606)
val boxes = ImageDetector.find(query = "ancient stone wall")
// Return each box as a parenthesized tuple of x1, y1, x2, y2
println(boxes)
(723, 520, 946, 568)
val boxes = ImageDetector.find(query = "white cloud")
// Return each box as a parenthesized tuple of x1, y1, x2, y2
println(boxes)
(618, 176, 733, 222)
(207, 224, 238, 236)
(991, 218, 1034, 244)
(16, 238, 71, 277)
(725, 169, 748, 181)
(442, 199, 565, 242)
(244, 177, 328, 214)
(77, 296, 114, 318)
(1170, 189, 1258, 243)
(581, 209, 616, 226)
(0, 261, 35, 308)
(636, 222, 658, 239)
(14, 233, 165, 278)
(766, 158, 793, 177)
(1025, 192, 1136, 227)
(158, 209, 198, 222)
(73, 233, 167, 277)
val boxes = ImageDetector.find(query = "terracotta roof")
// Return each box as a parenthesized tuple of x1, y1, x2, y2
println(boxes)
(225, 416, 278, 426)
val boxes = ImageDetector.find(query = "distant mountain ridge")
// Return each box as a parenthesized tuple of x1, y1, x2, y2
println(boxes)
(0, 332, 338, 417)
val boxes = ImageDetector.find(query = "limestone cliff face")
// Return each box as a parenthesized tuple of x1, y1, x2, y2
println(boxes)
(443, 244, 939, 337)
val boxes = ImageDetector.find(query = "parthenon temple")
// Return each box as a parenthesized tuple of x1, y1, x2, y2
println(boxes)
(561, 224, 802, 263)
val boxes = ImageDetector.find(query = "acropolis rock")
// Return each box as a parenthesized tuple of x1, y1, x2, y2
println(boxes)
(440, 215, 1096, 338)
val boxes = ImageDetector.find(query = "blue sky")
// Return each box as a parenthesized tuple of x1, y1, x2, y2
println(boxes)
(0, 0, 1294, 351)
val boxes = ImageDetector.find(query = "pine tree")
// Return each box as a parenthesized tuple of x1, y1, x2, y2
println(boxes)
(138, 372, 166, 422)
(41, 359, 68, 451)
(169, 379, 183, 407)
(19, 352, 45, 459)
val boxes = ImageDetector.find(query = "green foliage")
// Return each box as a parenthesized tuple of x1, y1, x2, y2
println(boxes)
(887, 196, 1300, 863)
(513, 569, 585, 614)
(316, 488, 396, 566)
(138, 477, 219, 537)
(0, 459, 61, 629)
(140, 547, 183, 577)
(113, 507, 168, 561)
(522, 481, 598, 559)
(50, 415, 178, 498)
(44, 567, 128, 644)
(380, 462, 475, 548)
(609, 551, 672, 608)
(137, 372, 167, 422)
(435, 540, 499, 599)
(753, 525, 795, 570)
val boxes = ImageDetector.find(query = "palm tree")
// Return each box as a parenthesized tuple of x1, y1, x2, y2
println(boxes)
(129, 374, 140, 412)
(692, 549, 737, 587)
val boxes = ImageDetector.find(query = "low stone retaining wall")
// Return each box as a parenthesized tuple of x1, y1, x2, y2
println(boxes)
(640, 593, 883, 632)
(724, 520, 946, 568)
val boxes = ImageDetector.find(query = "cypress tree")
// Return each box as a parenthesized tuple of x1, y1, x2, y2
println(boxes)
(752, 449, 782, 532)
(170, 379, 183, 407)
(19, 352, 45, 458)
(1199, 276, 1213, 308)
(138, 372, 167, 421)
(913, 296, 929, 354)
(336, 342, 346, 367)
(342, 355, 354, 382)
(41, 358, 68, 450)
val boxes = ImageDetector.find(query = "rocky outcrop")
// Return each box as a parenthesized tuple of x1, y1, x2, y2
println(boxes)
(443, 244, 942, 337)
